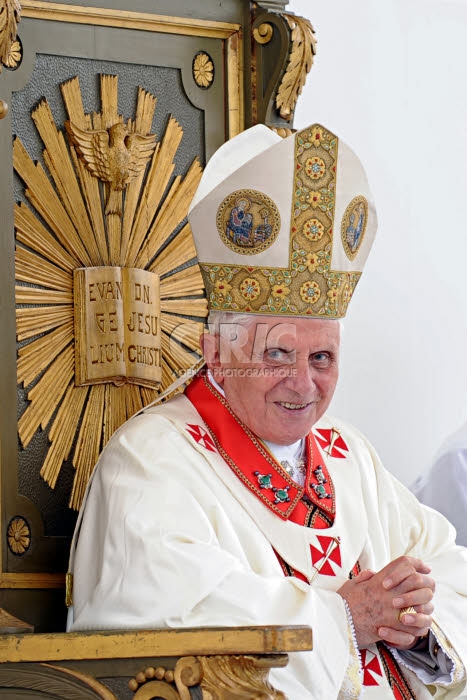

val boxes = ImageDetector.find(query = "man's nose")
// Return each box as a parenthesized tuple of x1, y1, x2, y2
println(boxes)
(285, 356, 317, 394)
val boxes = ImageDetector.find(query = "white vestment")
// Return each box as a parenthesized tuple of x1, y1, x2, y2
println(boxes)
(69, 385, 467, 699)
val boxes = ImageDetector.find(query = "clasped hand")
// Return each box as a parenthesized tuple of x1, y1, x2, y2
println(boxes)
(338, 556, 435, 649)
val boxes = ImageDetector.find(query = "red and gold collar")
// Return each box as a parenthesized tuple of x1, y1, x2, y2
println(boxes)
(185, 373, 336, 520)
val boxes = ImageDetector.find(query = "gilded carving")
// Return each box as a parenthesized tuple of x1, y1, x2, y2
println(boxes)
(0, 0, 21, 71)
(193, 51, 214, 88)
(7, 516, 30, 555)
(130, 662, 193, 699)
(74, 267, 161, 387)
(4, 36, 21, 68)
(0, 663, 118, 698)
(46, 664, 119, 699)
(0, 607, 34, 633)
(253, 22, 273, 45)
(276, 14, 316, 121)
(66, 120, 157, 215)
(174, 656, 203, 700)
(198, 655, 287, 699)
(130, 655, 287, 700)
(14, 75, 207, 510)
(20, 3, 239, 40)
(269, 126, 295, 138)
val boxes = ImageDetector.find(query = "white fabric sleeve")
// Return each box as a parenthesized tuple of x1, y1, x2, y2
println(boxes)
(392, 630, 454, 685)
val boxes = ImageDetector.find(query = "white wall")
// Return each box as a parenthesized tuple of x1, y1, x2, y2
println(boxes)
(286, 0, 467, 485)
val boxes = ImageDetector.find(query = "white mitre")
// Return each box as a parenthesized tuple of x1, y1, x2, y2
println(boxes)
(188, 123, 377, 319)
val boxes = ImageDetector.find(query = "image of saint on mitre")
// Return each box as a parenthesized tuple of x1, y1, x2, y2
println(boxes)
(345, 200, 367, 254)
(226, 197, 272, 248)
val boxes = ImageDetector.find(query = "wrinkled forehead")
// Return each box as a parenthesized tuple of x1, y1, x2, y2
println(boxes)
(219, 314, 341, 347)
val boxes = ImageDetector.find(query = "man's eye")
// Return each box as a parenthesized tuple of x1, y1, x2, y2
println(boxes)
(266, 348, 291, 362)
(312, 352, 330, 364)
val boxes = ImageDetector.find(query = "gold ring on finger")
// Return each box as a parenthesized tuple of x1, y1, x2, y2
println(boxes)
(398, 605, 417, 622)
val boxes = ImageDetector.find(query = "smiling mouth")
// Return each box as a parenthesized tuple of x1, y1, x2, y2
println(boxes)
(277, 401, 310, 410)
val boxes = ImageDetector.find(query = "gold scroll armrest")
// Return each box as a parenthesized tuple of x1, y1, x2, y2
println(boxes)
(0, 624, 313, 699)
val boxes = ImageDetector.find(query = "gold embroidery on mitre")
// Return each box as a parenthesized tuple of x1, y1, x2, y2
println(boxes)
(239, 277, 261, 301)
(201, 125, 364, 318)
(305, 155, 326, 180)
(341, 195, 368, 261)
(216, 189, 280, 255)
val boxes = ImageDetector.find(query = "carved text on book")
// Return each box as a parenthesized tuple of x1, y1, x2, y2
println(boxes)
(74, 267, 161, 388)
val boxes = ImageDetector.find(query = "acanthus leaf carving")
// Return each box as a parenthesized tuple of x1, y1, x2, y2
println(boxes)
(276, 14, 317, 122)
(0, 0, 21, 71)
(198, 654, 287, 699)
(130, 654, 288, 700)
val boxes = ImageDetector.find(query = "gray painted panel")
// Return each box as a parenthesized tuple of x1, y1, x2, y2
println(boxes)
(23, 0, 248, 23)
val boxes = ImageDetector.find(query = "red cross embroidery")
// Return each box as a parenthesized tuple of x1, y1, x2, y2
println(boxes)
(314, 428, 349, 458)
(310, 535, 342, 577)
(186, 424, 217, 452)
(360, 649, 383, 686)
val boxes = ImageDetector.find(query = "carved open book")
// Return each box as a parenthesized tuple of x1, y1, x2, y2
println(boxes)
(74, 266, 161, 388)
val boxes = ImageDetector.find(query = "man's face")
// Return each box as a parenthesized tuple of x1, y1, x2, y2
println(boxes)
(203, 316, 340, 445)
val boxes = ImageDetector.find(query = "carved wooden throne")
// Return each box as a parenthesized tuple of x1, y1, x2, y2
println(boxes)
(0, 0, 315, 696)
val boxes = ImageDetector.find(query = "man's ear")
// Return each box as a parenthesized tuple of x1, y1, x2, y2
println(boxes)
(200, 331, 224, 384)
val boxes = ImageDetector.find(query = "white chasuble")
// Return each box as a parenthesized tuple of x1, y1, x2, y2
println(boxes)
(69, 374, 467, 699)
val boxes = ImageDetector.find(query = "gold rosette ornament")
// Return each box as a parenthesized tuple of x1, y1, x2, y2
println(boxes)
(193, 52, 214, 89)
(7, 516, 30, 555)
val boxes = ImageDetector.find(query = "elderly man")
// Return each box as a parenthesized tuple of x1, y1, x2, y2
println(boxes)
(68, 123, 467, 699)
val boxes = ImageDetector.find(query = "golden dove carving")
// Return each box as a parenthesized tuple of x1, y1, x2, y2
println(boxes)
(65, 120, 157, 215)
(0, 0, 21, 69)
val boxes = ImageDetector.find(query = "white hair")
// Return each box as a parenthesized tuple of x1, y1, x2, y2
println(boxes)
(207, 310, 343, 336)
(206, 310, 258, 339)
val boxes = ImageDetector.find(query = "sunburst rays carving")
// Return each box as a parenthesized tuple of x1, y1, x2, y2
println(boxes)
(14, 74, 207, 510)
